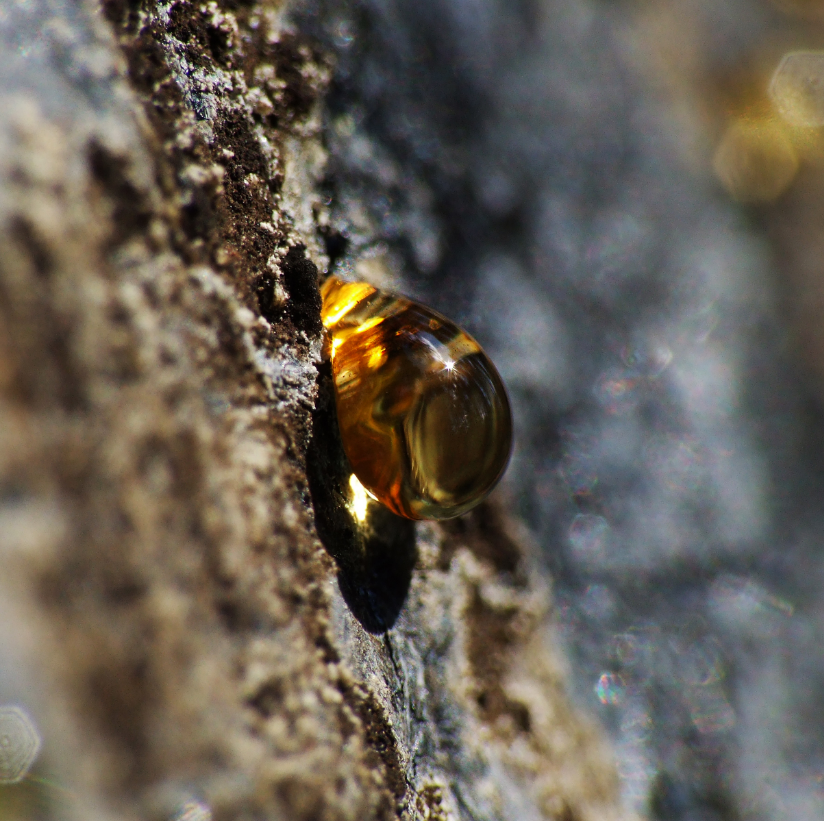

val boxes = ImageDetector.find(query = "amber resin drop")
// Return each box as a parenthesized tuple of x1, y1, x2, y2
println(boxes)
(320, 275, 513, 520)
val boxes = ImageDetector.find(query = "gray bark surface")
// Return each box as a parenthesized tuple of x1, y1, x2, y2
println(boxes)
(0, 2, 628, 820)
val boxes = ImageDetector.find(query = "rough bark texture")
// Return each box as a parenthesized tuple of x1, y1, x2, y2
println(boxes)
(0, 2, 628, 820)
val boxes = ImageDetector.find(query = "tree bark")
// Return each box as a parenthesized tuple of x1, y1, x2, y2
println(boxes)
(0, 2, 630, 820)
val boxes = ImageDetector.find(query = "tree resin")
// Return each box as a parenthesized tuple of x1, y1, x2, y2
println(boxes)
(321, 275, 512, 520)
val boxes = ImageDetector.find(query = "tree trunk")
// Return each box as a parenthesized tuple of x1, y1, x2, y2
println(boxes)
(0, 2, 629, 820)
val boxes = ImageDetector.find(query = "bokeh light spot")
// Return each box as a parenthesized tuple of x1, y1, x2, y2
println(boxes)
(770, 51, 824, 128)
(686, 684, 735, 734)
(713, 117, 798, 203)
(595, 672, 626, 705)
(595, 368, 640, 414)
(0, 706, 41, 784)
(173, 799, 212, 821)
(568, 514, 610, 567)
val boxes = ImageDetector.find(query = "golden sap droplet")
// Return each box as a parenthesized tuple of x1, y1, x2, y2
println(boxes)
(321, 275, 513, 520)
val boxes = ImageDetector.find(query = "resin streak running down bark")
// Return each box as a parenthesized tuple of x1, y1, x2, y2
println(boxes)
(321, 275, 512, 520)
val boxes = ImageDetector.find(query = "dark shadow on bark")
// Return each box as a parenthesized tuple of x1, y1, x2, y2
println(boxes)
(307, 360, 416, 634)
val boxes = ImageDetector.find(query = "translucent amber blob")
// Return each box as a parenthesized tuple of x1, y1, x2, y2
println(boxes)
(321, 275, 512, 520)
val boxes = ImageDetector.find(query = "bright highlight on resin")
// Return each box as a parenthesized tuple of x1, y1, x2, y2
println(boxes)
(321, 275, 512, 520)
(348, 473, 372, 523)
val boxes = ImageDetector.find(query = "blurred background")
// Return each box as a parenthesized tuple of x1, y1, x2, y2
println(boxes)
(297, 0, 824, 818)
